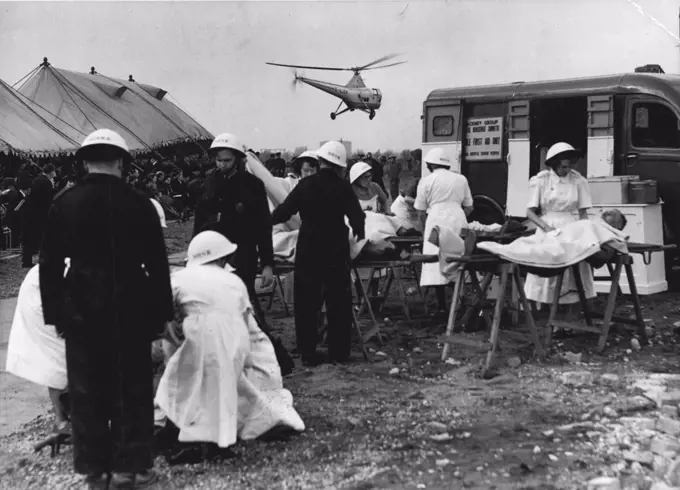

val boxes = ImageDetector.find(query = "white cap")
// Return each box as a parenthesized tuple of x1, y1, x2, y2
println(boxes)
(295, 150, 318, 161)
(210, 133, 246, 156)
(316, 141, 347, 168)
(546, 142, 578, 163)
(349, 161, 373, 184)
(76, 129, 130, 159)
(149, 198, 167, 228)
(187, 231, 238, 267)
(424, 148, 451, 167)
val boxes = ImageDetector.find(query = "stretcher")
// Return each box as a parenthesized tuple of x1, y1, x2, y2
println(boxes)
(545, 242, 676, 352)
(434, 248, 546, 377)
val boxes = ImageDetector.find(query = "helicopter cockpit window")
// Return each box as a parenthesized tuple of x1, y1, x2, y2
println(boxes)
(433, 116, 454, 137)
(373, 89, 381, 96)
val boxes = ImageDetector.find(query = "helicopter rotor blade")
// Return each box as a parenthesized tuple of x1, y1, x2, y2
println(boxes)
(353, 53, 402, 72)
(363, 60, 408, 71)
(266, 61, 349, 72)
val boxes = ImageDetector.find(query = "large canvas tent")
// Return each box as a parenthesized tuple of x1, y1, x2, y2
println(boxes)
(15, 58, 213, 153)
(0, 77, 79, 156)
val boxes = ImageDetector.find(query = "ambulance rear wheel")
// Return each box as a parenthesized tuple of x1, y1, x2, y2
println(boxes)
(330, 112, 336, 120)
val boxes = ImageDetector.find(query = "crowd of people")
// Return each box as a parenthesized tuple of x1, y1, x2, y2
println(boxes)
(2, 127, 427, 489)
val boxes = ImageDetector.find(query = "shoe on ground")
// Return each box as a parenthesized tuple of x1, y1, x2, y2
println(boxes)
(110, 469, 158, 489)
(85, 473, 111, 490)
(301, 352, 327, 367)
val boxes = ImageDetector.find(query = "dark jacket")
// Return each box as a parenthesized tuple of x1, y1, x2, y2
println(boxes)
(193, 168, 274, 269)
(39, 173, 173, 338)
(271, 168, 365, 263)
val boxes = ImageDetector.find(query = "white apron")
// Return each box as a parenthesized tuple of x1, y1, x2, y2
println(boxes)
(420, 202, 468, 287)
(524, 210, 596, 304)
(155, 266, 304, 448)
(5, 265, 67, 390)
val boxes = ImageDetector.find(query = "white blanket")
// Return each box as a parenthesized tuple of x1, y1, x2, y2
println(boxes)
(272, 211, 403, 263)
(155, 265, 304, 447)
(5, 265, 67, 390)
(476, 219, 629, 268)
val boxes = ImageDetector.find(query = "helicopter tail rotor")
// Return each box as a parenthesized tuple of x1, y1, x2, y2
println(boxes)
(291, 69, 304, 91)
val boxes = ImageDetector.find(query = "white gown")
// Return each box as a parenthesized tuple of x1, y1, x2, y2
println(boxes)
(414, 169, 473, 287)
(5, 265, 67, 390)
(154, 264, 304, 448)
(523, 169, 596, 304)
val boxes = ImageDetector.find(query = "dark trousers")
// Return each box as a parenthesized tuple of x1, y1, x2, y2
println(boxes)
(389, 179, 400, 202)
(65, 332, 154, 475)
(294, 258, 353, 361)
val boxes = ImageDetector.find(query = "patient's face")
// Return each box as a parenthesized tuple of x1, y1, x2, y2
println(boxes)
(403, 196, 416, 210)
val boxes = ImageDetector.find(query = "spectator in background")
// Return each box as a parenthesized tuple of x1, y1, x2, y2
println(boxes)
(366, 152, 386, 194)
(1, 177, 22, 248)
(22, 163, 56, 268)
(387, 155, 401, 202)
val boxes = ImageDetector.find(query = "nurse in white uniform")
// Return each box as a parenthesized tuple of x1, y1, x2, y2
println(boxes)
(414, 148, 474, 312)
(524, 142, 595, 306)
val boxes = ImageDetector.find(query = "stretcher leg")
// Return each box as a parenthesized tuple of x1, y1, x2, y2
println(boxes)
(483, 264, 510, 376)
(441, 269, 466, 361)
(458, 272, 493, 330)
(624, 261, 647, 345)
(572, 265, 593, 326)
(597, 261, 623, 353)
(353, 268, 383, 346)
(393, 266, 412, 320)
(512, 267, 545, 359)
(546, 270, 565, 347)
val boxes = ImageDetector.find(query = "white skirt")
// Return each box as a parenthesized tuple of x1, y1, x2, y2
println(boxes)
(420, 204, 467, 287)
(5, 265, 67, 390)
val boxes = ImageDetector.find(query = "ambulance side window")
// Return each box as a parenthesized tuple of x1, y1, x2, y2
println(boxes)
(432, 116, 454, 137)
(631, 102, 680, 149)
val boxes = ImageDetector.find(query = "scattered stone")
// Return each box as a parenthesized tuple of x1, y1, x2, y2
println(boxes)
(389, 367, 400, 376)
(661, 405, 678, 418)
(413, 347, 423, 354)
(665, 459, 680, 487)
(426, 421, 448, 433)
(556, 421, 600, 433)
(506, 357, 522, 368)
(657, 416, 680, 437)
(603, 406, 619, 418)
(587, 477, 621, 490)
(616, 396, 657, 414)
(645, 325, 656, 338)
(409, 390, 426, 400)
(561, 371, 594, 387)
(436, 458, 451, 467)
(622, 450, 654, 466)
(620, 417, 657, 431)
(661, 391, 680, 406)
(444, 358, 461, 366)
(650, 483, 678, 490)
(548, 454, 558, 462)
(376, 351, 388, 357)
(533, 445, 541, 453)
(601, 373, 621, 385)
(650, 435, 680, 456)
(347, 416, 360, 426)
(564, 351, 583, 363)
(631, 338, 642, 350)
(542, 429, 555, 437)
(430, 433, 453, 442)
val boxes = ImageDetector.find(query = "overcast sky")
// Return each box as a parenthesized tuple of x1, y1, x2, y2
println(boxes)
(1, 0, 679, 153)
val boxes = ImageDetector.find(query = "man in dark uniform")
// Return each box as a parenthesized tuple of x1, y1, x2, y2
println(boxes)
(22, 163, 56, 267)
(193, 133, 275, 322)
(272, 141, 365, 366)
(39, 129, 173, 489)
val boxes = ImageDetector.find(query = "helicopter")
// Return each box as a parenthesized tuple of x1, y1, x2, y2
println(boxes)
(266, 54, 406, 121)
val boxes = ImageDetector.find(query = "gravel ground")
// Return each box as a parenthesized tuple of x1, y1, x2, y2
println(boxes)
(1, 219, 680, 489)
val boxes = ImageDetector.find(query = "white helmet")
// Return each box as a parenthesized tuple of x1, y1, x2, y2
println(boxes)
(349, 161, 373, 184)
(316, 141, 347, 168)
(76, 129, 130, 159)
(149, 198, 167, 228)
(187, 231, 238, 267)
(210, 133, 246, 156)
(295, 150, 318, 161)
(546, 142, 578, 163)
(424, 148, 451, 167)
